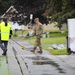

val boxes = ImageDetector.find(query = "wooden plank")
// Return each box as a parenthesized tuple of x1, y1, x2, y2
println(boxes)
(0, 56, 9, 75)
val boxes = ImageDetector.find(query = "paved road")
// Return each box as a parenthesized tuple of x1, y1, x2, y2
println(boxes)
(11, 39, 75, 75)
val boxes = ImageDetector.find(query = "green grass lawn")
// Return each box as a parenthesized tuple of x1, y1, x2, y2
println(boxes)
(49, 49, 68, 55)
(12, 30, 28, 37)
(29, 37, 66, 44)
(42, 46, 68, 55)
(13, 30, 28, 34)
(50, 33, 67, 38)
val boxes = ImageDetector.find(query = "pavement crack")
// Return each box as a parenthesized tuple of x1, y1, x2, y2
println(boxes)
(15, 56, 24, 75)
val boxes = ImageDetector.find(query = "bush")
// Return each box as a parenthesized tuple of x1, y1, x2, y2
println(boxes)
(49, 30, 61, 34)
(64, 30, 68, 33)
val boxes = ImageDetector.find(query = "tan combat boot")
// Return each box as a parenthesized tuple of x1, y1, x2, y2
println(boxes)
(37, 50, 42, 54)
(30, 47, 36, 53)
(31, 50, 35, 53)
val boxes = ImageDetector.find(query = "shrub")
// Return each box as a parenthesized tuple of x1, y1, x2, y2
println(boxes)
(49, 30, 61, 34)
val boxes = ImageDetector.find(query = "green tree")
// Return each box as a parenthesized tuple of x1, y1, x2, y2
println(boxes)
(0, 0, 12, 15)
(1, 0, 75, 28)
(51, 0, 75, 29)
(12, 0, 51, 24)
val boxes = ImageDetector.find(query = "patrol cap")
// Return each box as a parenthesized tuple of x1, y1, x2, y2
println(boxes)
(34, 18, 39, 22)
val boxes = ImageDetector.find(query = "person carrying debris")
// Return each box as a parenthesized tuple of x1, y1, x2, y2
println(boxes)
(0, 18, 12, 55)
(31, 18, 43, 54)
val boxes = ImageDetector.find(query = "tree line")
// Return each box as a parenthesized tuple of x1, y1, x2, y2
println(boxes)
(0, 0, 75, 29)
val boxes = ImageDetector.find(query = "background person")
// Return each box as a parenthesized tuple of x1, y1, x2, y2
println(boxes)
(0, 18, 12, 55)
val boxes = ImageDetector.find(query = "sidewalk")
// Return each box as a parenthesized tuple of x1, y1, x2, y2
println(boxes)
(0, 39, 75, 75)
(12, 39, 75, 70)
(56, 54, 75, 69)
(14, 39, 75, 69)
(11, 39, 75, 75)
(0, 41, 29, 75)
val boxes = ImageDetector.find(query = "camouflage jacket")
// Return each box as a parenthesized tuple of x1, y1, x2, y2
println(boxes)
(33, 23, 43, 36)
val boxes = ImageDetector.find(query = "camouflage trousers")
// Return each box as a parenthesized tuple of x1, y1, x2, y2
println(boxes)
(33, 36, 42, 51)
(0, 40, 8, 51)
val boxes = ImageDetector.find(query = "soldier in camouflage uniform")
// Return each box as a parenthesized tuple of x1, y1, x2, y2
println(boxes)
(31, 18, 43, 54)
